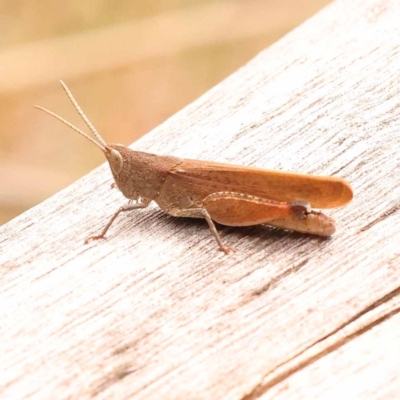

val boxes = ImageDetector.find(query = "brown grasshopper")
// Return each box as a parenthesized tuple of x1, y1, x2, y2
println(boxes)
(36, 81, 353, 253)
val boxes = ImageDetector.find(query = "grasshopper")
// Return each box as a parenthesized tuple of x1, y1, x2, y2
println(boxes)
(36, 81, 353, 253)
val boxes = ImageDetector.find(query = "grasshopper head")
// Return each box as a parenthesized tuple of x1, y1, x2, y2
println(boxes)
(104, 145, 124, 176)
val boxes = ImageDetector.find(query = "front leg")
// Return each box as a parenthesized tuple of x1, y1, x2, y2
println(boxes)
(85, 198, 151, 244)
(168, 207, 234, 254)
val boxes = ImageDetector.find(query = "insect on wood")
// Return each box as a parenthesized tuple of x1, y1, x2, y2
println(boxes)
(36, 81, 353, 253)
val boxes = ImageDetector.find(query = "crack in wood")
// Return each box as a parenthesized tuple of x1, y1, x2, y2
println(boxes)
(359, 203, 400, 233)
(240, 286, 400, 400)
(91, 364, 137, 397)
(331, 159, 354, 176)
(250, 259, 309, 297)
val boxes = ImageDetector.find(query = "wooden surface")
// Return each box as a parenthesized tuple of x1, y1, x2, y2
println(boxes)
(1, 0, 400, 398)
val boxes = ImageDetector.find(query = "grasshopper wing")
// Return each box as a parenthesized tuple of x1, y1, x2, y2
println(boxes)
(170, 159, 353, 209)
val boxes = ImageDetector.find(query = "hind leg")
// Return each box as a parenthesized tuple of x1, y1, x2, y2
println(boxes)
(165, 207, 234, 254)
(203, 192, 310, 226)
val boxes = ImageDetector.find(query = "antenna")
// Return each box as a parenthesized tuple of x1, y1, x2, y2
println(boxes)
(35, 80, 108, 152)
(34, 105, 106, 152)
(59, 80, 107, 148)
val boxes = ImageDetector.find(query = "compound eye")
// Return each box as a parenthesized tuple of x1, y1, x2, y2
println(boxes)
(109, 149, 123, 174)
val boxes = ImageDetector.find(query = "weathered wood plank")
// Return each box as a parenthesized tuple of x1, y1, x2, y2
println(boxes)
(1, 0, 400, 399)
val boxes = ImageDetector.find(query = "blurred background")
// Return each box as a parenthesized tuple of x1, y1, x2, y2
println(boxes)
(0, 0, 330, 225)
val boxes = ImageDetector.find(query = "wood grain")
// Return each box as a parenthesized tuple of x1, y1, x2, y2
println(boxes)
(1, 0, 400, 398)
